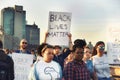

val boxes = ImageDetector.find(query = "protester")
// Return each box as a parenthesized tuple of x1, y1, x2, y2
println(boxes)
(28, 43, 48, 79)
(31, 49, 37, 63)
(83, 46, 97, 80)
(64, 51, 73, 66)
(44, 32, 73, 71)
(0, 40, 14, 80)
(28, 44, 62, 80)
(62, 47, 69, 53)
(35, 43, 48, 62)
(4, 48, 12, 57)
(15, 39, 31, 54)
(63, 44, 91, 80)
(92, 41, 111, 80)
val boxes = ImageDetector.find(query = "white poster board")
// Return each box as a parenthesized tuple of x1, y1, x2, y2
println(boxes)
(107, 26, 120, 64)
(12, 53, 33, 80)
(46, 11, 72, 46)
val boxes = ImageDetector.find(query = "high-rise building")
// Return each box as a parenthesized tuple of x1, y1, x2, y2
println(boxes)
(26, 23, 40, 45)
(1, 7, 14, 35)
(14, 5, 26, 40)
(1, 5, 26, 40)
(1, 7, 18, 49)
(1, 5, 40, 49)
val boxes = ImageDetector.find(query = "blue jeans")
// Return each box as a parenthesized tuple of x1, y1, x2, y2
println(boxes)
(98, 77, 111, 80)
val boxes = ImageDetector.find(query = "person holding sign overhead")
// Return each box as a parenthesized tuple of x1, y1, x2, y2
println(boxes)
(15, 39, 31, 54)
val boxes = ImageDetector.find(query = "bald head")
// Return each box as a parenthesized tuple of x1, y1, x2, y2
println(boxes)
(20, 39, 28, 49)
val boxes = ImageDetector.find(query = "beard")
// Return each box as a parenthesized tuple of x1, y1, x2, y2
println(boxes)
(22, 46, 27, 49)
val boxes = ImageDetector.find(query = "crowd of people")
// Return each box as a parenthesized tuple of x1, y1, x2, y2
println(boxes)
(0, 32, 112, 80)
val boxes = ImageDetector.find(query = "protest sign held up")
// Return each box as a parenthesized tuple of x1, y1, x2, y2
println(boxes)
(107, 26, 120, 64)
(12, 53, 33, 80)
(46, 11, 72, 46)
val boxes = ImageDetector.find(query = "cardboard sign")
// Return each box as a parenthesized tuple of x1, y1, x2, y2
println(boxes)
(107, 26, 120, 64)
(46, 11, 72, 46)
(12, 53, 33, 80)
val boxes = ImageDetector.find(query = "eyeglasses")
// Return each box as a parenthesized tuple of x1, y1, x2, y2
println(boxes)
(22, 42, 27, 44)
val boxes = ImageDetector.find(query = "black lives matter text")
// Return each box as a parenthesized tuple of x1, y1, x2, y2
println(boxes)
(48, 32, 68, 37)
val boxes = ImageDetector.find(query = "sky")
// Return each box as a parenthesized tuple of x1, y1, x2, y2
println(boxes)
(0, 0, 120, 46)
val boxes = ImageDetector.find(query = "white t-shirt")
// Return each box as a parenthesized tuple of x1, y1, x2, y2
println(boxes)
(35, 60, 62, 80)
(92, 54, 110, 78)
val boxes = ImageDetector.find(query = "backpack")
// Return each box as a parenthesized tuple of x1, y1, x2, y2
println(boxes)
(0, 61, 9, 80)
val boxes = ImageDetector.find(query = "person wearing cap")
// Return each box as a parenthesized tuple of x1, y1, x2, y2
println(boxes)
(52, 45, 72, 71)
(53, 45, 62, 56)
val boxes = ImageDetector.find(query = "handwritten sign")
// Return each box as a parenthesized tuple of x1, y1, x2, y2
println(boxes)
(12, 53, 33, 80)
(107, 26, 120, 64)
(46, 11, 72, 46)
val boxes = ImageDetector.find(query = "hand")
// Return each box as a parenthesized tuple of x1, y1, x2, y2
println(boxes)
(67, 33, 72, 38)
(45, 32, 49, 37)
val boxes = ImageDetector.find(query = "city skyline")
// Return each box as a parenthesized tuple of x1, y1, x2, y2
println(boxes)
(0, 0, 120, 46)
(1, 5, 40, 49)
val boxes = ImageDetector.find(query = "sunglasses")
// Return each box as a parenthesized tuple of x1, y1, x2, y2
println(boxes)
(22, 42, 27, 44)
(97, 46, 105, 50)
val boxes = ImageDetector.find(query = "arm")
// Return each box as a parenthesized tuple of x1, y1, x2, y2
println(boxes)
(58, 33, 72, 60)
(91, 57, 98, 80)
(92, 71, 98, 80)
(68, 33, 73, 50)
(8, 56, 14, 80)
(44, 32, 49, 43)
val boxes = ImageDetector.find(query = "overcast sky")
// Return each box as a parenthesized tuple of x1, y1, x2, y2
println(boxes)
(0, 0, 120, 45)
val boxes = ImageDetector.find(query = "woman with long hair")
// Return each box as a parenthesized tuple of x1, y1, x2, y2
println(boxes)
(92, 41, 111, 80)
